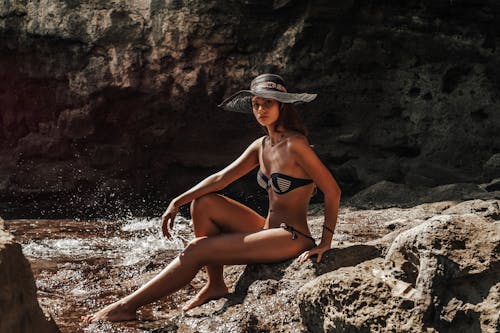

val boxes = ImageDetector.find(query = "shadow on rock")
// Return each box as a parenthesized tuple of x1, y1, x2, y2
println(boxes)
(315, 244, 381, 275)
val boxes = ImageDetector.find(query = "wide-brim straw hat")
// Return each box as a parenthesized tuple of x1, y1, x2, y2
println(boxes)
(218, 73, 317, 113)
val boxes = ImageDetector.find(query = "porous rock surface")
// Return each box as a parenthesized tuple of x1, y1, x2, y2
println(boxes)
(2, 197, 499, 332)
(0, 217, 60, 333)
(297, 204, 500, 333)
(113, 196, 499, 333)
(1, 0, 500, 217)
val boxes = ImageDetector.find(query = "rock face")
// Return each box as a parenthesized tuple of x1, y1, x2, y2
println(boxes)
(297, 206, 500, 333)
(1, 1, 500, 217)
(0, 217, 60, 333)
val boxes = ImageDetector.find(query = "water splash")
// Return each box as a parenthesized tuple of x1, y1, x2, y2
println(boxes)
(7, 215, 196, 332)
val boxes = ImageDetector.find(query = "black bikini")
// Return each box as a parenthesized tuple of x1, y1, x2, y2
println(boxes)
(257, 169, 314, 194)
(259, 135, 316, 246)
(257, 136, 315, 195)
(280, 223, 316, 245)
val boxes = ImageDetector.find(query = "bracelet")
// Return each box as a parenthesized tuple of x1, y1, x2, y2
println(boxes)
(322, 225, 335, 234)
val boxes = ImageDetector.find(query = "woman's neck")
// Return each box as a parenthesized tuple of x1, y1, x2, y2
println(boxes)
(266, 125, 288, 146)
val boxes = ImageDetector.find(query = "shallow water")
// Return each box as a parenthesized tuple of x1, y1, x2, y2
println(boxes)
(6, 216, 197, 333)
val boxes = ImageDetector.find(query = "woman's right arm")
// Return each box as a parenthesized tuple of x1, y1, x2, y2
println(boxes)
(161, 136, 264, 238)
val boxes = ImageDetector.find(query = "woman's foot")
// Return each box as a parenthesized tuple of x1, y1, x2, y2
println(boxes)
(182, 283, 229, 312)
(82, 300, 137, 323)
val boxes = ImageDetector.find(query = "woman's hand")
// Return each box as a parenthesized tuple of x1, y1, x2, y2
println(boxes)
(161, 201, 179, 239)
(298, 243, 331, 263)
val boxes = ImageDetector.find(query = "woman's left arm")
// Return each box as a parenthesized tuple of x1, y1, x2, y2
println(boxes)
(288, 137, 342, 263)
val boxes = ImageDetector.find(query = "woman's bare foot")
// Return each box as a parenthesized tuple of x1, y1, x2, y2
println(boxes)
(81, 300, 137, 323)
(182, 283, 229, 312)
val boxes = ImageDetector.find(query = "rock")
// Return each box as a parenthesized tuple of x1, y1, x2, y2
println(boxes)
(442, 199, 500, 221)
(423, 183, 490, 203)
(144, 199, 497, 332)
(346, 181, 423, 209)
(57, 107, 94, 140)
(0, 217, 60, 333)
(337, 130, 361, 144)
(297, 213, 500, 333)
(404, 161, 475, 187)
(4, 198, 497, 332)
(483, 154, 500, 179)
(178, 243, 382, 333)
(16, 133, 71, 160)
(347, 181, 498, 209)
(482, 178, 500, 192)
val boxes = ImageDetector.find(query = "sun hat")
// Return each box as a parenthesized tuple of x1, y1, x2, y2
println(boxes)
(218, 73, 317, 113)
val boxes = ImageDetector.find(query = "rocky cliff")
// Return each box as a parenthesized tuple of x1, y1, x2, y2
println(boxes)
(1, 0, 500, 218)
(0, 217, 60, 333)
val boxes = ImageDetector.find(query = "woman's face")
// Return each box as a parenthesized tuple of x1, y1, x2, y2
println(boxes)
(252, 96, 280, 126)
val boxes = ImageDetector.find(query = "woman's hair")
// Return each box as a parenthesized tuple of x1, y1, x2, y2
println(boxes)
(261, 103, 308, 136)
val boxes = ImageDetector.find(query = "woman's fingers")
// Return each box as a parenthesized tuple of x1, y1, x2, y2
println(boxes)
(298, 250, 311, 263)
(161, 213, 173, 239)
(298, 247, 328, 263)
(169, 213, 175, 230)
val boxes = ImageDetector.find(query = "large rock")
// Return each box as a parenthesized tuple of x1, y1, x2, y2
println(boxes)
(297, 211, 500, 333)
(0, 217, 60, 333)
(114, 199, 498, 333)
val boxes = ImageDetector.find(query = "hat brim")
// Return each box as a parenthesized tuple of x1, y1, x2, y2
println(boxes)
(218, 89, 317, 113)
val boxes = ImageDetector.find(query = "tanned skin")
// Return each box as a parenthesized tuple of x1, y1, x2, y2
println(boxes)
(82, 97, 341, 323)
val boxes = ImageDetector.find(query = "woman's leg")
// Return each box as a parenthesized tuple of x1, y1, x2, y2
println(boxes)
(83, 228, 309, 323)
(83, 194, 265, 322)
(83, 245, 208, 323)
(186, 193, 265, 310)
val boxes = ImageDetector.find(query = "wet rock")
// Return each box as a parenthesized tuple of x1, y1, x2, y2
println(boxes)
(0, 217, 60, 333)
(297, 213, 500, 333)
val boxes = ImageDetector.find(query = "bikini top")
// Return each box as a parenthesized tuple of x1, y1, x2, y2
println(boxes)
(257, 169, 314, 194)
(257, 135, 315, 195)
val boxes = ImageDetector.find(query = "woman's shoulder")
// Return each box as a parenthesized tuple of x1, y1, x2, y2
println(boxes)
(286, 132, 309, 145)
(286, 133, 312, 154)
(248, 135, 267, 150)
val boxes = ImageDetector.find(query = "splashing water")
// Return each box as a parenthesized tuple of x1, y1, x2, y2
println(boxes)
(5, 215, 197, 333)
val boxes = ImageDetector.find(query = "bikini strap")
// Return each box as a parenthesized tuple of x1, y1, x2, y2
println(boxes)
(280, 223, 316, 245)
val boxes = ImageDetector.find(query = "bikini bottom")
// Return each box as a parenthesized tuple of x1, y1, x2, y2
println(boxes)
(279, 223, 316, 246)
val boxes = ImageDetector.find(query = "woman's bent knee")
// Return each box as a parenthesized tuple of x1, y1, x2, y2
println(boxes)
(181, 237, 207, 264)
(190, 193, 220, 215)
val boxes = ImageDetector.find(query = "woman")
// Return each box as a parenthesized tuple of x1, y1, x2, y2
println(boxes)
(83, 73, 341, 323)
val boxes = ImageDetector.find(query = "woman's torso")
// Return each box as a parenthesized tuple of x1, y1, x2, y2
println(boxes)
(258, 133, 316, 236)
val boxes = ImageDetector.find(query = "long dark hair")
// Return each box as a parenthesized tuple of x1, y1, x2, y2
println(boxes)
(261, 103, 308, 136)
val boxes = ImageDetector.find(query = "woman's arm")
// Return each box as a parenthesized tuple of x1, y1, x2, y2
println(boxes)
(288, 136, 342, 262)
(161, 136, 263, 238)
